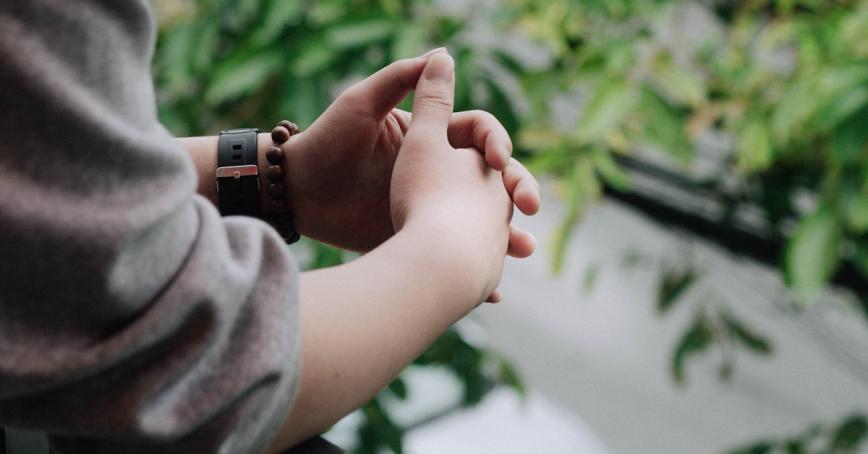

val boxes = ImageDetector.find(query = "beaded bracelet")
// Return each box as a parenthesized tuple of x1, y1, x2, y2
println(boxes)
(264, 120, 301, 244)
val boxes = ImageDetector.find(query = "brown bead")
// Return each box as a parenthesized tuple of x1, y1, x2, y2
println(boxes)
(266, 165, 284, 182)
(267, 182, 285, 198)
(268, 200, 288, 215)
(274, 213, 293, 224)
(266, 146, 285, 164)
(286, 232, 301, 243)
(271, 127, 290, 145)
(277, 120, 300, 135)
(272, 212, 300, 243)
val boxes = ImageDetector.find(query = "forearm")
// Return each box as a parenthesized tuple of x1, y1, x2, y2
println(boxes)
(267, 218, 487, 452)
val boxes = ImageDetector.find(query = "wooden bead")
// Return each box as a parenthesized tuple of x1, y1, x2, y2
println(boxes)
(272, 212, 300, 243)
(266, 146, 285, 164)
(276, 217, 296, 231)
(267, 182, 285, 198)
(268, 200, 288, 215)
(277, 120, 300, 135)
(271, 127, 290, 145)
(266, 165, 284, 182)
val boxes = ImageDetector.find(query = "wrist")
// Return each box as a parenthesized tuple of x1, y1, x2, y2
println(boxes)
(255, 133, 273, 217)
(398, 211, 496, 305)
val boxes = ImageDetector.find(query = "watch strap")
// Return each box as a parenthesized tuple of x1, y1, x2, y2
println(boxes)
(216, 128, 261, 217)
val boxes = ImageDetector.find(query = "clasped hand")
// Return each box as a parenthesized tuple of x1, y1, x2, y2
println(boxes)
(283, 49, 540, 302)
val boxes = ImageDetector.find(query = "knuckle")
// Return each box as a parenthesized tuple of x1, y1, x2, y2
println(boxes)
(392, 58, 416, 71)
(338, 84, 364, 105)
(471, 110, 498, 123)
(414, 92, 453, 113)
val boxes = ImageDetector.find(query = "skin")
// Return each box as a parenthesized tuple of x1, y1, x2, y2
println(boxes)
(181, 49, 539, 258)
(178, 51, 540, 450)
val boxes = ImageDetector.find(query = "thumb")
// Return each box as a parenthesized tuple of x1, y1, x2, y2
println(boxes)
(337, 49, 446, 119)
(410, 52, 455, 135)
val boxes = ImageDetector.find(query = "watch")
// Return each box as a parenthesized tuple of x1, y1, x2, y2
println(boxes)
(216, 128, 261, 217)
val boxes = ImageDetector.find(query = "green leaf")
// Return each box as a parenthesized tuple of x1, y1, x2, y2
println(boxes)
(387, 377, 408, 400)
(653, 62, 707, 108)
(658, 269, 696, 315)
(592, 147, 632, 191)
(157, 23, 197, 94)
(839, 166, 868, 232)
(326, 19, 395, 51)
(499, 362, 526, 397)
(638, 88, 692, 162)
(463, 369, 487, 405)
(846, 197, 868, 233)
(830, 415, 868, 451)
(282, 77, 323, 128)
(309, 242, 345, 270)
(785, 207, 843, 303)
(725, 442, 774, 454)
(484, 78, 521, 135)
(736, 118, 773, 173)
(784, 440, 806, 454)
(830, 106, 868, 165)
(551, 157, 598, 274)
(252, 0, 303, 45)
(205, 48, 284, 105)
(722, 312, 773, 355)
(292, 41, 337, 77)
(358, 398, 404, 454)
(581, 265, 600, 295)
(816, 86, 868, 133)
(771, 78, 822, 146)
(391, 24, 428, 60)
(672, 311, 714, 384)
(853, 240, 868, 278)
(577, 81, 636, 143)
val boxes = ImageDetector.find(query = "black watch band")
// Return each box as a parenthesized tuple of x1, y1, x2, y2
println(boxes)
(216, 128, 261, 217)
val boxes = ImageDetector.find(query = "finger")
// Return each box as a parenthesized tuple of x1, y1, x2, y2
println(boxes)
(409, 52, 456, 135)
(507, 225, 536, 258)
(392, 109, 413, 134)
(485, 289, 503, 303)
(448, 111, 513, 170)
(502, 158, 542, 215)
(341, 49, 448, 119)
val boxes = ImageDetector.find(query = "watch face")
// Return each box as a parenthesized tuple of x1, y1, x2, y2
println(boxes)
(222, 128, 259, 134)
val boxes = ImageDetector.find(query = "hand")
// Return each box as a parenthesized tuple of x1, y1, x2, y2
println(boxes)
(282, 49, 540, 255)
(391, 53, 514, 302)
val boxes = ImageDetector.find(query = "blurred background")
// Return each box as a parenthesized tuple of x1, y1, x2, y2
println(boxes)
(149, 0, 868, 452)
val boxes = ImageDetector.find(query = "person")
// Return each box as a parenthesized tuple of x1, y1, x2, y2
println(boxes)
(0, 1, 541, 453)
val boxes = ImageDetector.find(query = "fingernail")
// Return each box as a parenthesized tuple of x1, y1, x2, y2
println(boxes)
(423, 53, 454, 83)
(421, 47, 448, 57)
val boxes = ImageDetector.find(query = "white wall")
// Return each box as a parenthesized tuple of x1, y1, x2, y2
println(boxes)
(475, 190, 868, 453)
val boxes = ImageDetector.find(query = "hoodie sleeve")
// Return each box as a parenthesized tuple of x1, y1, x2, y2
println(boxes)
(0, 1, 301, 452)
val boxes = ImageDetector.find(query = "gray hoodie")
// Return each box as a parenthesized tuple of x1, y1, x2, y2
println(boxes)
(0, 1, 300, 452)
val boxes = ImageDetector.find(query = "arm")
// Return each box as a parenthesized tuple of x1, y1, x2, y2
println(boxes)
(267, 52, 512, 452)
(176, 51, 541, 254)
(179, 132, 500, 451)
(270, 216, 488, 450)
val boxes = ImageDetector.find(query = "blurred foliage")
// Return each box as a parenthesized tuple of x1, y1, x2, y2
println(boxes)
(510, 0, 868, 449)
(727, 414, 868, 454)
(151, 0, 868, 451)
